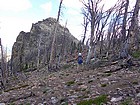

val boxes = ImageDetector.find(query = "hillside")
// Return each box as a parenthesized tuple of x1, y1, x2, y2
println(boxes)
(0, 60, 140, 105)
(1, 0, 140, 104)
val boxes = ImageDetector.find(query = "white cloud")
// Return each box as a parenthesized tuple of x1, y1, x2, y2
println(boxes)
(0, 0, 32, 12)
(0, 17, 37, 52)
(63, 0, 82, 9)
(67, 8, 81, 16)
(59, 0, 83, 39)
(40, 1, 52, 16)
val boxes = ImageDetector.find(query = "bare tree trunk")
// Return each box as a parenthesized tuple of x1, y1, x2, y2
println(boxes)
(99, 10, 112, 57)
(37, 34, 42, 70)
(99, 33, 104, 56)
(61, 20, 67, 61)
(0, 38, 6, 89)
(106, 30, 111, 58)
(82, 16, 89, 45)
(5, 46, 8, 77)
(10, 54, 17, 76)
(86, 46, 93, 63)
(86, 15, 95, 63)
(82, 0, 112, 63)
(129, 0, 140, 49)
(10, 55, 13, 75)
(49, 0, 63, 70)
(121, 0, 129, 42)
(119, 0, 129, 58)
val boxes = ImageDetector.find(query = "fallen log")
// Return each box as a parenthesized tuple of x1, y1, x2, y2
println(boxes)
(104, 67, 122, 73)
(7, 91, 35, 103)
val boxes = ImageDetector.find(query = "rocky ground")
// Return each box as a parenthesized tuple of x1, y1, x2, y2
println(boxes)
(0, 61, 140, 105)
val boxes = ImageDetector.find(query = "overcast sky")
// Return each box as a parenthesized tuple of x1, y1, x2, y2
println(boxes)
(0, 0, 136, 54)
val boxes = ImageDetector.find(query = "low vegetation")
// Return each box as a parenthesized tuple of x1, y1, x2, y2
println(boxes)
(101, 83, 107, 87)
(77, 95, 107, 105)
(62, 64, 72, 69)
(132, 51, 140, 58)
(120, 98, 132, 105)
(66, 80, 75, 86)
(77, 99, 94, 105)
(93, 95, 108, 105)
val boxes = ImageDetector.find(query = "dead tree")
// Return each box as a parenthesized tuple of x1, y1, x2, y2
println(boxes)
(102, 0, 130, 59)
(81, 15, 89, 45)
(113, 0, 130, 59)
(98, 9, 112, 56)
(81, 0, 114, 63)
(81, 0, 102, 63)
(119, 0, 140, 58)
(60, 20, 68, 61)
(121, 0, 129, 42)
(37, 34, 42, 70)
(127, 0, 140, 50)
(0, 38, 6, 89)
(49, 0, 63, 71)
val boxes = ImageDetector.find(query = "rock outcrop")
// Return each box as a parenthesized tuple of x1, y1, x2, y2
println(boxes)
(11, 17, 78, 72)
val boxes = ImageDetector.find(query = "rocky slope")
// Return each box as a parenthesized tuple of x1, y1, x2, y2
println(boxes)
(11, 17, 79, 72)
(0, 61, 140, 105)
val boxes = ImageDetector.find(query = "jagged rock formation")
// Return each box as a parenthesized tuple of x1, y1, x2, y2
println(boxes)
(11, 17, 79, 72)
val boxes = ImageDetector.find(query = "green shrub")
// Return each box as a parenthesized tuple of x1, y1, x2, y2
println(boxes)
(121, 98, 132, 105)
(61, 102, 68, 105)
(106, 73, 111, 76)
(62, 64, 71, 69)
(78, 82, 83, 85)
(26, 103, 30, 105)
(81, 88, 86, 91)
(77, 95, 107, 105)
(77, 99, 94, 105)
(132, 51, 140, 58)
(66, 80, 75, 86)
(8, 103, 15, 105)
(66, 74, 69, 76)
(88, 80, 93, 83)
(86, 90, 90, 94)
(101, 84, 107, 87)
(132, 81, 138, 85)
(43, 87, 50, 94)
(93, 95, 108, 105)
(24, 63, 28, 70)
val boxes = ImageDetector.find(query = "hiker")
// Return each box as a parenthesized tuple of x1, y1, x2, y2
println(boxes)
(77, 53, 83, 70)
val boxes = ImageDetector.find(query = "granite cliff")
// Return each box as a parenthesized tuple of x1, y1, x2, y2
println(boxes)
(11, 17, 79, 72)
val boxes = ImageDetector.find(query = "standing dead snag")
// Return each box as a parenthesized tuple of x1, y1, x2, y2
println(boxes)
(49, 0, 63, 71)
(121, 0, 129, 42)
(60, 20, 67, 62)
(81, 0, 99, 64)
(120, 0, 140, 58)
(37, 33, 42, 70)
(0, 38, 6, 89)
(81, 0, 113, 63)
(82, 16, 89, 45)
(127, 0, 140, 49)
